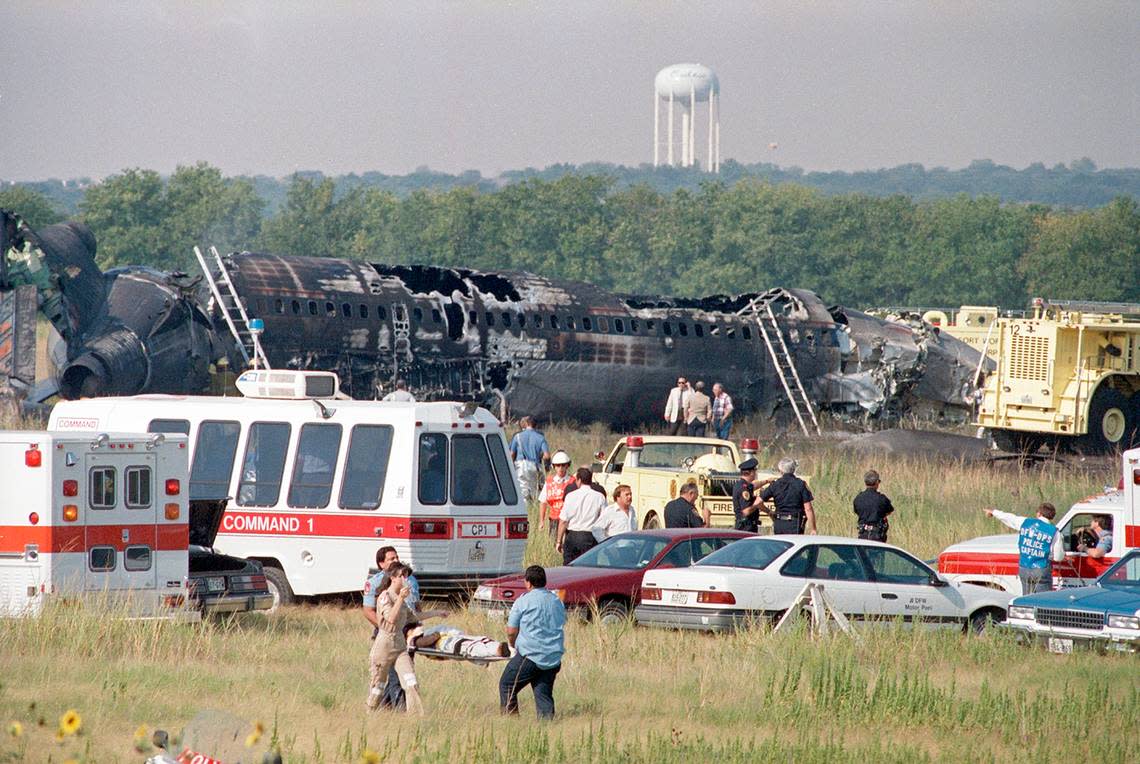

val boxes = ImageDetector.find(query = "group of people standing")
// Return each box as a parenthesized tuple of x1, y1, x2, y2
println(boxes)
(664, 377, 734, 439)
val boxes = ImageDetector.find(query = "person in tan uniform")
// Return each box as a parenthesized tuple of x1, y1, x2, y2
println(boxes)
(366, 563, 444, 714)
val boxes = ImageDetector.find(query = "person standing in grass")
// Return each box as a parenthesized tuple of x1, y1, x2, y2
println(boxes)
(983, 503, 1065, 593)
(500, 565, 566, 720)
(366, 564, 445, 714)
(363, 546, 420, 711)
(853, 469, 894, 542)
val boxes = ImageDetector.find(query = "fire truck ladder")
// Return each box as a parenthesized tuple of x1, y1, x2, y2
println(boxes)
(194, 246, 270, 370)
(741, 299, 821, 437)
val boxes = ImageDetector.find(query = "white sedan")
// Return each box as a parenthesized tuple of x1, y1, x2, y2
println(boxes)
(635, 535, 1011, 633)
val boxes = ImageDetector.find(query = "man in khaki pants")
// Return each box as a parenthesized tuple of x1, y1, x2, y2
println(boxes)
(685, 381, 712, 437)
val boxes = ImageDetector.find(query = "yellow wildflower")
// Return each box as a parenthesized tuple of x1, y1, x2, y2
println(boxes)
(59, 709, 82, 736)
(55, 728, 66, 742)
(245, 719, 265, 748)
(359, 750, 381, 764)
(7, 721, 23, 738)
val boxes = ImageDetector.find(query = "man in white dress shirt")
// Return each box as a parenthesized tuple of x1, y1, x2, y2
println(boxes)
(593, 484, 637, 542)
(556, 468, 608, 564)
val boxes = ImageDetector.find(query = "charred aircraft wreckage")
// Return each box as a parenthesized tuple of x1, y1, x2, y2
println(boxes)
(0, 210, 989, 427)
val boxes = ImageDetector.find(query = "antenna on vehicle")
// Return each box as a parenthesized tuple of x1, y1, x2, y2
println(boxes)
(312, 399, 336, 420)
(91, 433, 109, 449)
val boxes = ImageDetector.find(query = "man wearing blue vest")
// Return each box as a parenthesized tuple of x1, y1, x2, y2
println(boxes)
(983, 503, 1065, 593)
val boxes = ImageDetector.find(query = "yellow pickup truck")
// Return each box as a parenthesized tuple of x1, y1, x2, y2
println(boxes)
(591, 435, 779, 530)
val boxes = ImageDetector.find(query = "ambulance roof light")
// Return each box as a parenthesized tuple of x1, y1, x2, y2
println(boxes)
(25, 446, 41, 467)
(236, 370, 340, 400)
(626, 436, 644, 448)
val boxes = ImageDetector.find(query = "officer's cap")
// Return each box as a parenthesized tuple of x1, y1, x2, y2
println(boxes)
(739, 457, 759, 472)
(551, 451, 571, 465)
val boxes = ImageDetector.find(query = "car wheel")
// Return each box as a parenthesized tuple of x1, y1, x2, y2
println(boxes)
(263, 566, 294, 612)
(642, 513, 660, 529)
(596, 600, 629, 625)
(968, 608, 1005, 635)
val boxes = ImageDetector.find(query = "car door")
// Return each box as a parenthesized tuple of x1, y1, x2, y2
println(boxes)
(1054, 511, 1120, 588)
(776, 543, 878, 619)
(859, 546, 965, 629)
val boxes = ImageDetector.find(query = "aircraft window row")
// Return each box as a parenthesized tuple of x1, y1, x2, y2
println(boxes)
(157, 419, 398, 511)
(255, 296, 777, 344)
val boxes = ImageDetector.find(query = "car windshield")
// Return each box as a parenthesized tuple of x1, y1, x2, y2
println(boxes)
(570, 534, 670, 570)
(696, 538, 792, 570)
(1098, 550, 1140, 588)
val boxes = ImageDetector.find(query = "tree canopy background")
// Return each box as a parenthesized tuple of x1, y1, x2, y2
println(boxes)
(2, 160, 1137, 308)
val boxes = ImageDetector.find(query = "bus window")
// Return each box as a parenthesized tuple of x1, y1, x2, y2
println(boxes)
(190, 421, 240, 500)
(485, 433, 519, 505)
(237, 422, 291, 507)
(149, 419, 189, 435)
(339, 425, 394, 510)
(418, 433, 448, 505)
(288, 423, 342, 508)
(451, 435, 501, 505)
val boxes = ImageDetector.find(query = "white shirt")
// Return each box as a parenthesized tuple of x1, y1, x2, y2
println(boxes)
(991, 510, 1065, 563)
(560, 485, 608, 532)
(382, 389, 416, 402)
(664, 386, 691, 423)
(592, 503, 637, 542)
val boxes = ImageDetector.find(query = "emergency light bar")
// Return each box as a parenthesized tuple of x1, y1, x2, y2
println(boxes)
(236, 370, 340, 400)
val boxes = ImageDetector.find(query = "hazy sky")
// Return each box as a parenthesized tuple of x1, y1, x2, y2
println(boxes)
(3, 1, 1138, 180)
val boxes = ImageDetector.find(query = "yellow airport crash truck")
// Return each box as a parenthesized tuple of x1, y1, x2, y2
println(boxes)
(591, 435, 780, 530)
(976, 299, 1140, 453)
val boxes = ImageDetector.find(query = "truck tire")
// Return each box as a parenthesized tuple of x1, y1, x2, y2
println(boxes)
(1074, 387, 1130, 454)
(263, 566, 294, 612)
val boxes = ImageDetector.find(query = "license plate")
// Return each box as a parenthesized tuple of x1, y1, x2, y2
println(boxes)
(206, 577, 225, 593)
(483, 607, 507, 621)
(460, 522, 499, 538)
(670, 591, 689, 605)
(1047, 637, 1073, 654)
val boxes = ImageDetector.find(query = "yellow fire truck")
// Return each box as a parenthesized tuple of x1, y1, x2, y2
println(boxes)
(976, 299, 1140, 453)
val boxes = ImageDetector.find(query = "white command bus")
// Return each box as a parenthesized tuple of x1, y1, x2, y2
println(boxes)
(50, 370, 528, 604)
(0, 430, 195, 620)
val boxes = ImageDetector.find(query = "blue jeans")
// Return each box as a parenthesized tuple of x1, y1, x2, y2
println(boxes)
(714, 416, 733, 440)
(499, 653, 561, 719)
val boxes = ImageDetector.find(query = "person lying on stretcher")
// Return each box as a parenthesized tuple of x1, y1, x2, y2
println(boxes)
(406, 624, 511, 660)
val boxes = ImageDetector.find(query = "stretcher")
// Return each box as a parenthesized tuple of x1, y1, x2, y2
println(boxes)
(409, 646, 512, 666)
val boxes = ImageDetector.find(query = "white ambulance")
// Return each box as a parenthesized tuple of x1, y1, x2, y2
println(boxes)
(50, 370, 528, 605)
(0, 430, 195, 619)
(939, 447, 1139, 594)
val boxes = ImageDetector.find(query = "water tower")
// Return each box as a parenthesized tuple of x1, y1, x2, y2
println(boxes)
(654, 63, 720, 172)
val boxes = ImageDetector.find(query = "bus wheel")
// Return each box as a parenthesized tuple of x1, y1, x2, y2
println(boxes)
(642, 512, 660, 529)
(263, 567, 294, 612)
(1074, 387, 1129, 454)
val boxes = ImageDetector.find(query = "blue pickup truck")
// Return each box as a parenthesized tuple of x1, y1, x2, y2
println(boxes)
(1002, 549, 1140, 653)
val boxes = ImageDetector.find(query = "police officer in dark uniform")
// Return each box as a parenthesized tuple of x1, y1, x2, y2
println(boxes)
(759, 458, 816, 535)
(853, 469, 894, 542)
(732, 458, 768, 533)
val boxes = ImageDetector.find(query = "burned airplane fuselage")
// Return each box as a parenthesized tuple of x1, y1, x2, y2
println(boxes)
(220, 252, 982, 425)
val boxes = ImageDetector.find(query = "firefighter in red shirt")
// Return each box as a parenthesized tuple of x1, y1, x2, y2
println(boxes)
(539, 451, 574, 534)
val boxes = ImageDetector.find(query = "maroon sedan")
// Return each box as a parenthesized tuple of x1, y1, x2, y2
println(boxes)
(471, 529, 752, 624)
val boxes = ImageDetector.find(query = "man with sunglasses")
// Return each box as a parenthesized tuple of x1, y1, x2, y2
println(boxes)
(663, 377, 691, 436)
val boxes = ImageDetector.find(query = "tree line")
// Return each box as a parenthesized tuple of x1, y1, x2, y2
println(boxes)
(2, 162, 1137, 309)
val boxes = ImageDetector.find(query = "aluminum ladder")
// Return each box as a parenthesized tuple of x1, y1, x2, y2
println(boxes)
(193, 246, 270, 369)
(743, 298, 821, 436)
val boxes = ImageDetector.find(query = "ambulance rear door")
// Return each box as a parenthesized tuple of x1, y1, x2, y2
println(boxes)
(84, 449, 158, 592)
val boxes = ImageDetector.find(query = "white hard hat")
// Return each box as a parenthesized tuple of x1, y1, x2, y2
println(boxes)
(551, 451, 571, 465)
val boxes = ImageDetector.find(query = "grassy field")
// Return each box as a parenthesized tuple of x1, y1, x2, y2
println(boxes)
(2, 415, 1137, 762)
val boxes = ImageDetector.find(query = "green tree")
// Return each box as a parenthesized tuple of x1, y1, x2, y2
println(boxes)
(0, 186, 63, 228)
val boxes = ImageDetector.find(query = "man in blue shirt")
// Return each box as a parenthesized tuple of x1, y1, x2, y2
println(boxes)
(362, 546, 420, 709)
(509, 417, 550, 503)
(500, 565, 566, 719)
(984, 503, 1065, 593)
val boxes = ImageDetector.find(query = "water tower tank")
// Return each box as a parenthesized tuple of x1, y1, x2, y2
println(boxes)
(654, 63, 719, 102)
(653, 63, 720, 172)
